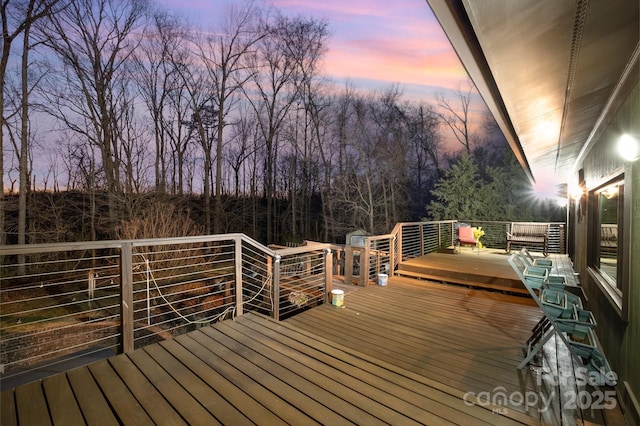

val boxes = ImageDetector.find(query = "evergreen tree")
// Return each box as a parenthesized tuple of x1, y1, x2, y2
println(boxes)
(426, 152, 487, 220)
(483, 151, 530, 220)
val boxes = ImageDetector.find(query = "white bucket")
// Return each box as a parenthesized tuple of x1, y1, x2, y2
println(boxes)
(331, 289, 344, 307)
(378, 273, 388, 286)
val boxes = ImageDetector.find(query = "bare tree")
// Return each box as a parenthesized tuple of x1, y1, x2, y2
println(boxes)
(369, 86, 411, 229)
(436, 80, 476, 154)
(287, 16, 329, 240)
(325, 87, 416, 235)
(0, 0, 61, 250)
(197, 0, 264, 234)
(136, 17, 197, 197)
(38, 0, 150, 228)
(244, 12, 328, 242)
(305, 86, 336, 241)
(401, 103, 442, 217)
(115, 82, 150, 193)
(181, 84, 217, 233)
(165, 82, 195, 195)
(133, 9, 190, 194)
(226, 110, 257, 197)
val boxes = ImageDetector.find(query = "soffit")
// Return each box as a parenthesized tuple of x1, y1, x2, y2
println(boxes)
(428, 0, 640, 186)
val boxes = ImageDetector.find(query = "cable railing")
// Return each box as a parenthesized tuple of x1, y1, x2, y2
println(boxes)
(461, 220, 566, 254)
(0, 235, 334, 386)
(351, 220, 565, 286)
(0, 220, 564, 385)
(0, 247, 122, 382)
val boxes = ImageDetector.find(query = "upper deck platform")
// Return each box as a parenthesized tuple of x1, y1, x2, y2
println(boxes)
(396, 249, 580, 295)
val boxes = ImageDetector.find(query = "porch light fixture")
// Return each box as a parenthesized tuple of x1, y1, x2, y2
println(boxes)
(568, 183, 584, 201)
(601, 184, 619, 200)
(617, 134, 639, 162)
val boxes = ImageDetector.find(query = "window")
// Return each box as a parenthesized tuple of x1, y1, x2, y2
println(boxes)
(596, 181, 622, 289)
(589, 176, 627, 317)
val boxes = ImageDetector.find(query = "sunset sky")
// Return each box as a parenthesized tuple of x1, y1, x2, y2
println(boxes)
(160, 0, 476, 103)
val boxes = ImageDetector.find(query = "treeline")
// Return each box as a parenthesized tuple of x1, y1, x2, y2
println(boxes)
(1, 0, 554, 247)
(1, 190, 325, 244)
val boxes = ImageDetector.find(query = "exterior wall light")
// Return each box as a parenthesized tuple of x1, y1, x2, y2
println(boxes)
(617, 134, 639, 161)
(568, 183, 584, 201)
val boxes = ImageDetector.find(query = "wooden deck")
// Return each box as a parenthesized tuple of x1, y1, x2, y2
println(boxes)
(396, 249, 579, 295)
(1, 276, 619, 425)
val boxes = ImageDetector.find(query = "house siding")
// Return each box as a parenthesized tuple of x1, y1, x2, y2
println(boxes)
(574, 81, 639, 426)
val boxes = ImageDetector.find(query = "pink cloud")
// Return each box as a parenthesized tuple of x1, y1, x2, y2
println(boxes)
(159, 0, 472, 97)
(268, 0, 471, 93)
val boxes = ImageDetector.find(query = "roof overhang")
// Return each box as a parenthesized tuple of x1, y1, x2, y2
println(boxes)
(427, 0, 640, 188)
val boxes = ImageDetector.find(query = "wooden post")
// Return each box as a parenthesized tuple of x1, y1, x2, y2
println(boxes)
(344, 246, 353, 286)
(419, 223, 425, 256)
(324, 248, 333, 303)
(360, 244, 370, 287)
(234, 237, 243, 317)
(120, 242, 134, 353)
(451, 222, 456, 249)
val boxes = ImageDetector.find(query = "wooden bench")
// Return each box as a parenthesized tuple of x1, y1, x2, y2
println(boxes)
(506, 222, 549, 256)
(600, 224, 617, 257)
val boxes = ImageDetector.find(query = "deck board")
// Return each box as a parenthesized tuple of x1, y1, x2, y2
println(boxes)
(225, 318, 479, 426)
(198, 326, 361, 426)
(176, 332, 314, 425)
(41, 373, 85, 425)
(288, 278, 545, 418)
(3, 271, 604, 425)
(144, 343, 252, 425)
(127, 348, 219, 425)
(211, 323, 394, 425)
(158, 338, 283, 425)
(108, 352, 186, 426)
(14, 380, 52, 426)
(66, 366, 119, 426)
(236, 314, 517, 426)
(396, 250, 580, 295)
(0, 388, 17, 426)
(88, 360, 155, 425)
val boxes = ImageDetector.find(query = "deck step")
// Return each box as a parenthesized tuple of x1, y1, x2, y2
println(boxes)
(395, 268, 529, 295)
(396, 250, 529, 295)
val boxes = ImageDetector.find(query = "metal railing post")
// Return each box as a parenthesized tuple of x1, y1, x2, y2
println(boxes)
(273, 255, 281, 320)
(389, 235, 396, 276)
(396, 226, 403, 265)
(324, 249, 333, 303)
(234, 237, 243, 317)
(120, 242, 134, 353)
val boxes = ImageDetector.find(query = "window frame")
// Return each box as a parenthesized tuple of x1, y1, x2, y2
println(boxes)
(586, 173, 630, 321)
